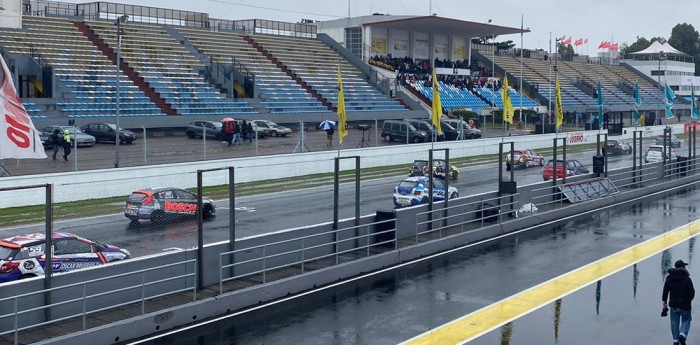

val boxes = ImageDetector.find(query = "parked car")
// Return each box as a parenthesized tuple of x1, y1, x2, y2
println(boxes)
(124, 187, 215, 222)
(252, 120, 292, 137)
(406, 119, 445, 141)
(408, 159, 459, 180)
(0, 232, 130, 282)
(645, 145, 676, 163)
(186, 120, 223, 140)
(504, 149, 545, 171)
(604, 139, 632, 155)
(442, 119, 482, 139)
(393, 176, 458, 208)
(542, 159, 590, 181)
(655, 134, 681, 148)
(381, 120, 428, 143)
(439, 121, 461, 140)
(39, 131, 50, 148)
(39, 126, 95, 147)
(80, 122, 137, 144)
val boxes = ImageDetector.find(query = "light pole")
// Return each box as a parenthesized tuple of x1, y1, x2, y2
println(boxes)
(657, 51, 664, 126)
(115, 14, 128, 168)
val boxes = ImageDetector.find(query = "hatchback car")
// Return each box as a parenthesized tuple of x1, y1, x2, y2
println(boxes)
(439, 121, 460, 140)
(604, 139, 632, 155)
(645, 145, 676, 163)
(655, 134, 681, 148)
(393, 176, 458, 208)
(81, 123, 136, 144)
(408, 159, 459, 180)
(0, 232, 130, 282)
(40, 126, 96, 147)
(442, 119, 482, 139)
(186, 120, 223, 140)
(505, 149, 545, 171)
(124, 187, 216, 222)
(381, 120, 428, 143)
(542, 159, 590, 181)
(252, 120, 292, 137)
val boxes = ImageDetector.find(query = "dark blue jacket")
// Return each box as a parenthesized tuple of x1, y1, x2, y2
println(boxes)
(663, 268, 695, 310)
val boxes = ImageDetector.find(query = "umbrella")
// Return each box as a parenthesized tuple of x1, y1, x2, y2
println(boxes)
(319, 120, 335, 130)
(222, 117, 234, 123)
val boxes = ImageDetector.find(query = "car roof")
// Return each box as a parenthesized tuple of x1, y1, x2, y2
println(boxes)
(1, 232, 84, 247)
(132, 187, 182, 194)
(401, 176, 428, 183)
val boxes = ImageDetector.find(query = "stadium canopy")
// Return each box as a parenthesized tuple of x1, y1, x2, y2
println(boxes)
(630, 41, 690, 57)
(363, 15, 528, 38)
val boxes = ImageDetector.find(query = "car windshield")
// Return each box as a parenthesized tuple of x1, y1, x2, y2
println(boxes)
(0, 246, 15, 260)
(60, 127, 82, 134)
(413, 161, 428, 168)
(398, 180, 420, 189)
(648, 147, 663, 153)
(266, 121, 279, 127)
(128, 192, 147, 202)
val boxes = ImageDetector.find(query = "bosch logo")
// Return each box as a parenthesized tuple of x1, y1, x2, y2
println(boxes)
(164, 202, 197, 213)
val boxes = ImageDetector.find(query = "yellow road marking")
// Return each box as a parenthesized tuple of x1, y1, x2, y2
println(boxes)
(401, 219, 700, 345)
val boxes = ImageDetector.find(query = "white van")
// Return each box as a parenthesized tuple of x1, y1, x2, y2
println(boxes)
(645, 145, 675, 163)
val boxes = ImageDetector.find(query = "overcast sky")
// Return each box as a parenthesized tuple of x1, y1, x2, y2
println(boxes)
(61, 0, 700, 53)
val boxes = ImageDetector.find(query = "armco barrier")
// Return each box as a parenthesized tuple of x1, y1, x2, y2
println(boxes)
(0, 124, 683, 209)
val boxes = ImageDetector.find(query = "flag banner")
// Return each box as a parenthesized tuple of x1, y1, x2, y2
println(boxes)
(555, 76, 563, 129)
(0, 56, 46, 159)
(665, 83, 675, 119)
(599, 41, 610, 49)
(597, 79, 604, 127)
(584, 38, 588, 44)
(563, 37, 572, 45)
(431, 67, 442, 135)
(692, 83, 699, 120)
(574, 38, 583, 46)
(501, 75, 514, 124)
(559, 35, 566, 42)
(634, 81, 642, 125)
(337, 65, 348, 144)
(610, 43, 619, 51)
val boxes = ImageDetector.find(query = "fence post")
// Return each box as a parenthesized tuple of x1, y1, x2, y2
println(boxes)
(44, 184, 52, 322)
(196, 170, 204, 289)
(82, 283, 87, 330)
(142, 125, 147, 165)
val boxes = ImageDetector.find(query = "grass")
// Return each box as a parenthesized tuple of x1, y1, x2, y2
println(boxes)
(0, 140, 626, 227)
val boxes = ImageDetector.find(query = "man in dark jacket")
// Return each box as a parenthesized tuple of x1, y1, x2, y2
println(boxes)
(49, 129, 61, 160)
(663, 259, 695, 345)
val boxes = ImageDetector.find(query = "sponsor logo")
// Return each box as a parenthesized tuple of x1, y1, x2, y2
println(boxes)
(568, 133, 586, 144)
(23, 260, 35, 270)
(164, 202, 197, 213)
(52, 261, 100, 270)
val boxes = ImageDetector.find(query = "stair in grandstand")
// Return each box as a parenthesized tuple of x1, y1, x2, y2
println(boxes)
(176, 27, 329, 114)
(250, 34, 407, 113)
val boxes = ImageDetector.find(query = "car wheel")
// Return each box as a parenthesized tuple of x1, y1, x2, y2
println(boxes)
(384, 135, 392, 142)
(412, 136, 421, 144)
(452, 170, 459, 179)
(126, 140, 133, 144)
(119, 139, 124, 144)
(450, 192, 458, 199)
(421, 196, 429, 204)
(543, 177, 549, 181)
(150, 211, 165, 223)
(187, 132, 195, 139)
(202, 205, 214, 219)
(270, 131, 278, 137)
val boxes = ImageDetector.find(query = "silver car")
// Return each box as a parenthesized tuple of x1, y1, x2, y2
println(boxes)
(252, 120, 292, 137)
(40, 126, 96, 147)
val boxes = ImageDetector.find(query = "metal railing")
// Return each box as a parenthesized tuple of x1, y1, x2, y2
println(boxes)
(218, 218, 396, 294)
(0, 259, 196, 344)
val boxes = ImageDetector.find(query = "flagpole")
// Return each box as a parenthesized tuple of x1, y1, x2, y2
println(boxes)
(519, 14, 524, 129)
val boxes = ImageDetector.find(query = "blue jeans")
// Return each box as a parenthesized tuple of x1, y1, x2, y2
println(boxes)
(670, 307, 692, 341)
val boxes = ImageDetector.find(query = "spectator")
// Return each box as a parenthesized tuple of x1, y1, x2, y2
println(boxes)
(240, 120, 248, 144)
(61, 129, 72, 161)
(246, 122, 253, 143)
(49, 128, 61, 160)
(68, 118, 75, 126)
(326, 126, 334, 147)
(233, 121, 241, 145)
(224, 121, 234, 146)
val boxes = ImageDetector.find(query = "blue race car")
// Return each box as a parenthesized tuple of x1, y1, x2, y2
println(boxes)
(393, 176, 459, 208)
(0, 232, 130, 283)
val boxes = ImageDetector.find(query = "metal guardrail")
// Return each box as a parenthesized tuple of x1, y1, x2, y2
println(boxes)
(218, 218, 396, 294)
(0, 259, 196, 343)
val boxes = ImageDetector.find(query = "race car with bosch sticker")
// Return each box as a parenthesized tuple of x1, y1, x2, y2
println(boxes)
(0, 232, 130, 283)
(124, 187, 216, 222)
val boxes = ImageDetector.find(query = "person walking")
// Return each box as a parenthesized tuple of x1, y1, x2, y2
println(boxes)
(49, 128, 61, 160)
(61, 128, 72, 161)
(326, 127, 334, 147)
(240, 120, 248, 143)
(663, 259, 695, 345)
(233, 121, 241, 145)
(246, 122, 253, 143)
(224, 121, 234, 146)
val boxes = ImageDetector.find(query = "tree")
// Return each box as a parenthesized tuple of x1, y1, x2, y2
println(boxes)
(622, 36, 651, 56)
(557, 43, 574, 61)
(668, 23, 700, 56)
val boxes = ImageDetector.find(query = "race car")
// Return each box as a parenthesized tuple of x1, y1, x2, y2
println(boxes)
(0, 232, 130, 283)
(124, 187, 216, 222)
(504, 149, 545, 171)
(408, 159, 459, 180)
(393, 176, 459, 208)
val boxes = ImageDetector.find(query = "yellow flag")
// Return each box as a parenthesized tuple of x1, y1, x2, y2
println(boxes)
(431, 67, 442, 134)
(337, 65, 348, 144)
(501, 75, 514, 124)
(555, 75, 564, 129)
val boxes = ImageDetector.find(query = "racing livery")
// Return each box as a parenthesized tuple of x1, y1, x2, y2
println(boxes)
(504, 149, 545, 171)
(393, 176, 459, 208)
(408, 159, 459, 180)
(124, 187, 216, 222)
(0, 232, 130, 283)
